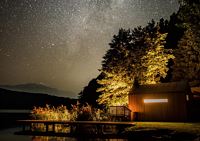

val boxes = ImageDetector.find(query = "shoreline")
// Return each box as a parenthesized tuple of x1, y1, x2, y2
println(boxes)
(1, 120, 200, 141)
(14, 122, 200, 141)
(1, 125, 200, 141)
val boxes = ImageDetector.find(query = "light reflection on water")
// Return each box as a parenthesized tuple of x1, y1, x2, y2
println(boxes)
(32, 136, 127, 141)
(0, 128, 127, 141)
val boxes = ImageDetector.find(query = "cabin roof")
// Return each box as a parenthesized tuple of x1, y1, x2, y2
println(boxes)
(131, 81, 190, 94)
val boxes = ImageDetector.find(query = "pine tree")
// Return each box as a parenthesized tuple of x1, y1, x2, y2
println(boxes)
(172, 1, 200, 85)
(78, 74, 103, 108)
(173, 26, 200, 84)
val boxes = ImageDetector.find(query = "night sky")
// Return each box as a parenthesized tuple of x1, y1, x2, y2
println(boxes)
(0, 0, 179, 97)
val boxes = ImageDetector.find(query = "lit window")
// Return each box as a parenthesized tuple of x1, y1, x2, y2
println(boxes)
(144, 99, 168, 103)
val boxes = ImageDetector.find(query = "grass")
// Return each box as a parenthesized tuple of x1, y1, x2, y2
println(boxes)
(126, 122, 200, 136)
(124, 122, 200, 140)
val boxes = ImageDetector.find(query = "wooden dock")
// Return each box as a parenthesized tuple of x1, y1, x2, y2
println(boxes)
(16, 120, 135, 136)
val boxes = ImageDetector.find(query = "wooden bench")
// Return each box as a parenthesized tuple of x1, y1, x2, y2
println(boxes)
(16, 120, 135, 135)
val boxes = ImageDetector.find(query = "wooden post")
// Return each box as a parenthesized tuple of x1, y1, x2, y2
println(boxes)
(29, 124, 32, 131)
(45, 123, 49, 132)
(52, 124, 55, 132)
(76, 124, 79, 134)
(96, 125, 103, 135)
(22, 124, 25, 132)
(69, 125, 75, 134)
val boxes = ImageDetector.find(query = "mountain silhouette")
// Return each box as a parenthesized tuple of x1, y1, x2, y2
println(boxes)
(0, 83, 76, 98)
(0, 88, 77, 109)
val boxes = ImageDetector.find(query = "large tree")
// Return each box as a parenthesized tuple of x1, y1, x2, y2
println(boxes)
(97, 21, 174, 106)
(140, 31, 174, 84)
(97, 26, 146, 106)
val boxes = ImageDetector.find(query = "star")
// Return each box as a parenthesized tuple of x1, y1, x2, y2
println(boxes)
(0, 0, 179, 98)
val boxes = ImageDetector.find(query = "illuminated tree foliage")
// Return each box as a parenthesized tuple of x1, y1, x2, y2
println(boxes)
(97, 69, 133, 106)
(172, 0, 200, 85)
(97, 21, 174, 106)
(97, 27, 145, 106)
(140, 32, 174, 84)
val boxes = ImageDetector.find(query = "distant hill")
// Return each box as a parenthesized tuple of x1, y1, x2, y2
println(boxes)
(0, 83, 76, 98)
(0, 88, 77, 109)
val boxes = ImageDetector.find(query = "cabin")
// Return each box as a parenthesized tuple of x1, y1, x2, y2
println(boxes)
(128, 81, 191, 121)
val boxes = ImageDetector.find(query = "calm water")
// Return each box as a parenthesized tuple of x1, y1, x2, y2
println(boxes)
(0, 128, 128, 141)
(0, 109, 31, 129)
(0, 109, 31, 113)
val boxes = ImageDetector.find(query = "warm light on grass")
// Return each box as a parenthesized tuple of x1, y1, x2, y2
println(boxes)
(144, 99, 168, 103)
(126, 122, 200, 136)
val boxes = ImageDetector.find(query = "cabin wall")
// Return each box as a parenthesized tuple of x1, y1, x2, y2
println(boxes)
(129, 92, 187, 121)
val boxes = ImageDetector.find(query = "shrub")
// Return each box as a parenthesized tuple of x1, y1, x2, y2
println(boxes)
(70, 102, 105, 121)
(30, 103, 108, 132)
(30, 104, 70, 132)
(31, 104, 70, 120)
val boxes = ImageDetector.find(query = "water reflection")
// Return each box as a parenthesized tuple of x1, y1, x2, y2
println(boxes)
(0, 127, 128, 141)
(31, 136, 127, 141)
(32, 136, 77, 141)
(0, 109, 31, 113)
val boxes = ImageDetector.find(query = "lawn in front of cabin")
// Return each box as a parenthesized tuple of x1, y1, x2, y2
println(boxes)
(124, 122, 200, 140)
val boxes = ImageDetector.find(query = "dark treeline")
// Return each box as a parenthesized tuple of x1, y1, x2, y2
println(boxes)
(79, 0, 200, 107)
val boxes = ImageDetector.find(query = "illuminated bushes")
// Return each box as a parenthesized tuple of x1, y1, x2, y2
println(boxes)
(30, 103, 107, 121)
(70, 103, 103, 121)
(69, 103, 108, 134)
(30, 103, 109, 132)
(30, 104, 71, 132)
(31, 104, 70, 120)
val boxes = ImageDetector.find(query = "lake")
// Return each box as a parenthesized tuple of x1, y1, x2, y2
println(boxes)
(0, 109, 31, 113)
(0, 127, 128, 141)
(0, 109, 31, 129)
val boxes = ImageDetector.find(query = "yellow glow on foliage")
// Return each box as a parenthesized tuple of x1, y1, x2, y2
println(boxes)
(110, 101, 124, 106)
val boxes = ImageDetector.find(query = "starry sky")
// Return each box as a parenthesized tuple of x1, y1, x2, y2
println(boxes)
(0, 0, 179, 97)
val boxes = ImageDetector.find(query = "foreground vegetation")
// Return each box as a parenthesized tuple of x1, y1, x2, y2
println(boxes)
(30, 103, 107, 132)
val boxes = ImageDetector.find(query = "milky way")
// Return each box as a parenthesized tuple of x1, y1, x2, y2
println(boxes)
(0, 0, 179, 97)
